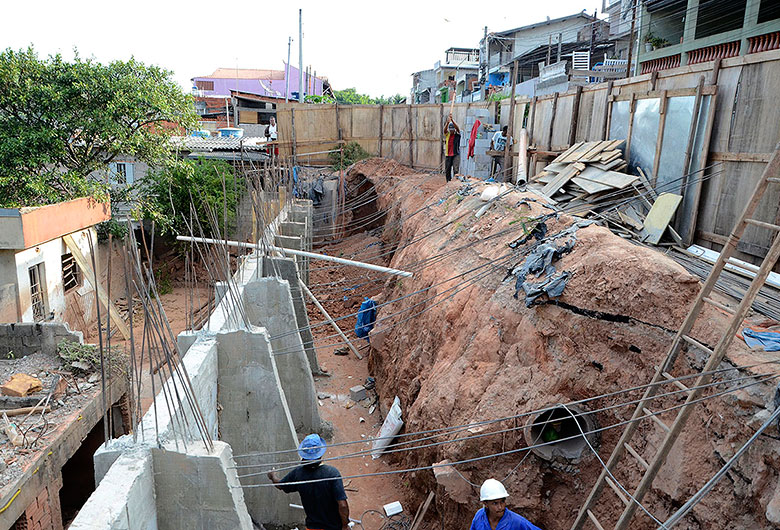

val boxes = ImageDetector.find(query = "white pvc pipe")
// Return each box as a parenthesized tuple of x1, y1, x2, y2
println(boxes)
(176, 235, 413, 278)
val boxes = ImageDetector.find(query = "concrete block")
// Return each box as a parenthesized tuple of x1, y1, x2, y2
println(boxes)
(350, 385, 367, 401)
(433, 459, 472, 504)
(11, 323, 34, 336)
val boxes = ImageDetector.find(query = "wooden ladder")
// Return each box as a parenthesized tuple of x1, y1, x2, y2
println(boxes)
(571, 144, 780, 530)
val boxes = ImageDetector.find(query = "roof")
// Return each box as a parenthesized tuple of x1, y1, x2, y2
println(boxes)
(229, 90, 286, 103)
(494, 11, 599, 37)
(511, 40, 614, 67)
(172, 136, 267, 152)
(196, 68, 285, 80)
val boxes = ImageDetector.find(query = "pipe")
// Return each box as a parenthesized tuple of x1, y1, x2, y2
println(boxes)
(175, 235, 413, 277)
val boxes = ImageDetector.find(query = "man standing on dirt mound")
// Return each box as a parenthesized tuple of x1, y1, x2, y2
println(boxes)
(268, 434, 351, 530)
(470, 479, 541, 530)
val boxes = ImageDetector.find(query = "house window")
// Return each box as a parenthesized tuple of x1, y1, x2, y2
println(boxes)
(28, 263, 47, 322)
(62, 253, 80, 293)
(195, 80, 214, 91)
(109, 162, 134, 185)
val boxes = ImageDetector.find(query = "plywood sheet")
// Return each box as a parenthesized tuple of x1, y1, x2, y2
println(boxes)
(640, 193, 683, 245)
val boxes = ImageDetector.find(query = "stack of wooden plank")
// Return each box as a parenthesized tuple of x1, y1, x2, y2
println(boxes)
(531, 140, 637, 205)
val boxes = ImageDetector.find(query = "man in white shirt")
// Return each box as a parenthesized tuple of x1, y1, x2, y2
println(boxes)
(266, 116, 278, 155)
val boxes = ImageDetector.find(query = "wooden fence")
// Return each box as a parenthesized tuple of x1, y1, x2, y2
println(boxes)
(276, 49, 780, 267)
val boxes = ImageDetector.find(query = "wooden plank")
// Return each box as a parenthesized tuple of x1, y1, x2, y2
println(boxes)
(568, 85, 583, 146)
(547, 92, 559, 151)
(379, 104, 385, 157)
(640, 193, 683, 245)
(601, 81, 613, 140)
(561, 141, 597, 163)
(572, 177, 612, 194)
(551, 141, 584, 164)
(543, 162, 568, 172)
(578, 170, 639, 189)
(541, 163, 584, 196)
(504, 60, 519, 180)
(578, 140, 614, 162)
(590, 158, 625, 171)
(709, 152, 773, 163)
(62, 234, 130, 340)
(410, 491, 435, 530)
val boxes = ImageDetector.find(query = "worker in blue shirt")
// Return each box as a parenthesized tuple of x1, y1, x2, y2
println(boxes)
(469, 479, 542, 530)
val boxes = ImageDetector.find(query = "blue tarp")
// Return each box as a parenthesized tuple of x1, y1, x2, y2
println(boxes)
(742, 328, 780, 351)
(355, 298, 377, 339)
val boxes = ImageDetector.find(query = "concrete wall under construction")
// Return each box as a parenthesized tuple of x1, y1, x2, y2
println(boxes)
(261, 256, 320, 373)
(243, 277, 322, 435)
(71, 442, 252, 530)
(216, 327, 304, 529)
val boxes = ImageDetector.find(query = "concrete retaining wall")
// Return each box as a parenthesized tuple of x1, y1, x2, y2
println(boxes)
(243, 278, 321, 435)
(261, 256, 320, 373)
(0, 322, 83, 359)
(70, 448, 158, 530)
(73, 442, 252, 530)
(216, 327, 303, 528)
(93, 336, 219, 483)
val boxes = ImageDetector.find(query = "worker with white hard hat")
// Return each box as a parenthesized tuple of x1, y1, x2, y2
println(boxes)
(469, 478, 542, 530)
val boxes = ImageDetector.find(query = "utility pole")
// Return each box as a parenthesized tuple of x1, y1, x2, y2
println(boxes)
(589, 11, 596, 70)
(285, 36, 291, 102)
(298, 9, 303, 102)
(626, 0, 637, 79)
(481, 25, 488, 100)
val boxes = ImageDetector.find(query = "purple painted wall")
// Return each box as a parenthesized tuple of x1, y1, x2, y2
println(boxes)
(192, 64, 323, 98)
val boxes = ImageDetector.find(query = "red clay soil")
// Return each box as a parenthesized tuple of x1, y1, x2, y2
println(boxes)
(336, 158, 780, 530)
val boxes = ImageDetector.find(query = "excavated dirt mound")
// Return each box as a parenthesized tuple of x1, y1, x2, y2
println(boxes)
(347, 158, 780, 530)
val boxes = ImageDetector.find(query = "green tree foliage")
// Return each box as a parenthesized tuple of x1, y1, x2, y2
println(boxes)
(329, 141, 370, 170)
(141, 158, 238, 237)
(0, 47, 198, 206)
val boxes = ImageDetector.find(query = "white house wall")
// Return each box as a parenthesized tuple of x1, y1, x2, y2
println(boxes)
(14, 228, 96, 324)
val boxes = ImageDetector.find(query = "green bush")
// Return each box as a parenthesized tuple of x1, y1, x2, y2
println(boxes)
(329, 141, 370, 170)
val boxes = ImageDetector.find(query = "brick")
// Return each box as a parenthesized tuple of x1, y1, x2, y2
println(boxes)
(1, 374, 43, 397)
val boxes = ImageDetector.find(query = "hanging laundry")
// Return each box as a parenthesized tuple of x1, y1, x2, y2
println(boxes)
(355, 298, 377, 339)
(468, 119, 481, 159)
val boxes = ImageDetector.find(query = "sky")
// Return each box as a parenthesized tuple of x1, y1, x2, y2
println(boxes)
(2, 0, 603, 98)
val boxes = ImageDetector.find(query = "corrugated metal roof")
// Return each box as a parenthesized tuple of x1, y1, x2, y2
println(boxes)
(172, 136, 267, 151)
(197, 68, 286, 80)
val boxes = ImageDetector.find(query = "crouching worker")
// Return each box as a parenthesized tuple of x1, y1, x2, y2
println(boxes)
(470, 478, 541, 530)
(268, 434, 351, 530)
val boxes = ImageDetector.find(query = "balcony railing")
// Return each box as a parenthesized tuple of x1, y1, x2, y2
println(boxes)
(640, 54, 681, 74)
(687, 40, 740, 65)
(748, 31, 780, 54)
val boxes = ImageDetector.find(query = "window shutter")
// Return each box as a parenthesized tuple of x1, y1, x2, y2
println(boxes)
(126, 163, 135, 185)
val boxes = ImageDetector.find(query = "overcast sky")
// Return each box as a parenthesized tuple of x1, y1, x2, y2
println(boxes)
(2, 0, 603, 98)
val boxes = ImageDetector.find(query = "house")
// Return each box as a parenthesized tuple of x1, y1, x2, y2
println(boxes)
(481, 11, 611, 96)
(191, 65, 326, 101)
(411, 47, 480, 104)
(637, 0, 780, 74)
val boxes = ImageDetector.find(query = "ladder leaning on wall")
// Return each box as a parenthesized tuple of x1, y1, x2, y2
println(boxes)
(570, 143, 780, 530)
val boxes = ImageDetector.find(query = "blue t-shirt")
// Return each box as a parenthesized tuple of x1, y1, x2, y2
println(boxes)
(280, 464, 347, 530)
(469, 507, 541, 530)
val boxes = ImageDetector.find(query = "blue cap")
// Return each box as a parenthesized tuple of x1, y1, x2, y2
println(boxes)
(298, 434, 327, 460)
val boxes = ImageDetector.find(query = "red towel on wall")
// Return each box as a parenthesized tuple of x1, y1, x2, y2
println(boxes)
(468, 119, 481, 159)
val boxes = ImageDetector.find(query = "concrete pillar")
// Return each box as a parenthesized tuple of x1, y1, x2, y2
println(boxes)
(681, 0, 700, 65)
(215, 327, 304, 528)
(279, 221, 309, 284)
(741, 0, 762, 55)
(261, 257, 321, 373)
(242, 278, 322, 435)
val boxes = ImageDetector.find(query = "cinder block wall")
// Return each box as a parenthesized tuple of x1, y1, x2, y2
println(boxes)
(0, 323, 83, 359)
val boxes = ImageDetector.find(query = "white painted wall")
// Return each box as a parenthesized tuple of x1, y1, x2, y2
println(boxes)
(13, 228, 96, 323)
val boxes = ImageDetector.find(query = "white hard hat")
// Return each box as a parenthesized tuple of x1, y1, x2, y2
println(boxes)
(480, 479, 509, 501)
